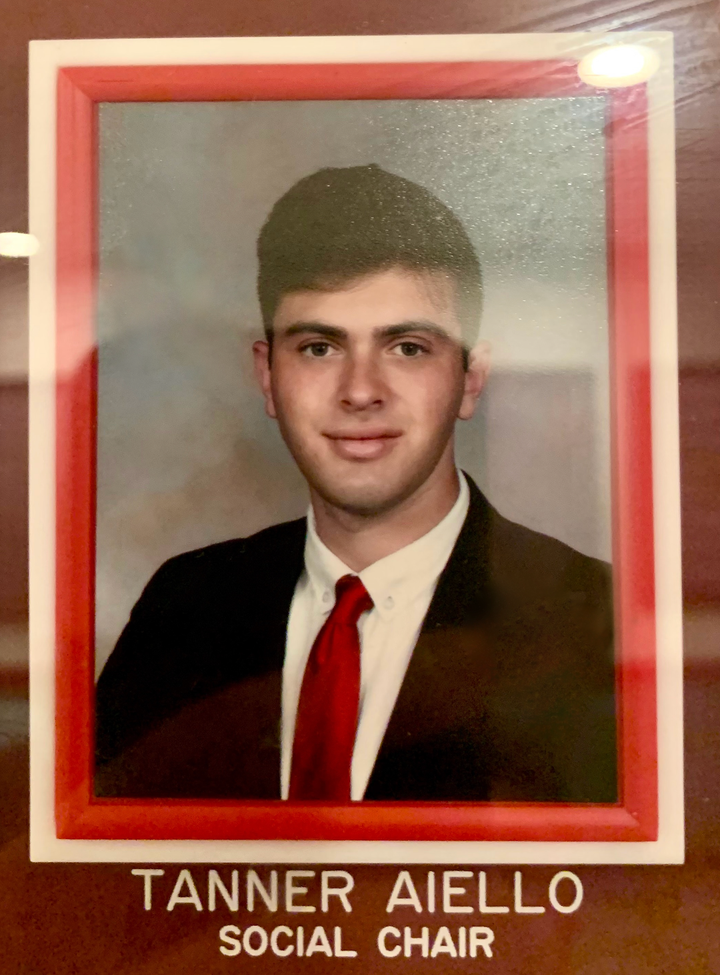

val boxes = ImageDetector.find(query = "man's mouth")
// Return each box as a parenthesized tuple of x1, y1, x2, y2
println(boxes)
(323, 430, 402, 461)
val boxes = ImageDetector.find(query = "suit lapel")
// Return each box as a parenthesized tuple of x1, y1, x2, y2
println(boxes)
(365, 478, 498, 800)
(228, 518, 306, 795)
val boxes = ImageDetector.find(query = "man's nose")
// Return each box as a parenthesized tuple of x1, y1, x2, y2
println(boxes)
(338, 352, 387, 411)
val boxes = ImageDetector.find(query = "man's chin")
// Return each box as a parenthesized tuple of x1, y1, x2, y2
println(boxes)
(314, 472, 420, 519)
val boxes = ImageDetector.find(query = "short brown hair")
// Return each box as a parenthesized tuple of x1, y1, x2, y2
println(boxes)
(257, 164, 482, 346)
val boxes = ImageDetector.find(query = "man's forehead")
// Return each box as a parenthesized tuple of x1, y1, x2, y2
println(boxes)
(272, 267, 463, 337)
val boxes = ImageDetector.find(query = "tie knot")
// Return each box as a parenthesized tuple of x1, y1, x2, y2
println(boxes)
(332, 574, 373, 626)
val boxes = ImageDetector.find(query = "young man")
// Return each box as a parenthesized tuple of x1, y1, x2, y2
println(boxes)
(96, 165, 616, 803)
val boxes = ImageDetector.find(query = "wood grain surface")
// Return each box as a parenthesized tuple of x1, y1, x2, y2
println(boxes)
(1, 1, 719, 971)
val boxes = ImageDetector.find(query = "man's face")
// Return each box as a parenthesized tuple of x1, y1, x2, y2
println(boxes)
(253, 267, 487, 517)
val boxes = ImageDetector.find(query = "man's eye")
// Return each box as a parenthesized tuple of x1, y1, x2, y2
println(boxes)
(392, 341, 428, 357)
(301, 342, 333, 358)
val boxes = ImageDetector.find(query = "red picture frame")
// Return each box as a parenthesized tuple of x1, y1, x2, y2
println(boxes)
(54, 58, 657, 842)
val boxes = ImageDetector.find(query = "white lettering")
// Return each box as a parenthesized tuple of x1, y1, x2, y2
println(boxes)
(386, 871, 423, 913)
(377, 926, 402, 957)
(431, 926, 458, 958)
(270, 926, 295, 957)
(514, 871, 545, 914)
(243, 925, 269, 957)
(247, 870, 278, 912)
(208, 870, 238, 912)
(427, 871, 436, 913)
(321, 871, 354, 912)
(548, 871, 583, 914)
(443, 871, 473, 913)
(404, 926, 429, 958)
(469, 926, 495, 958)
(131, 869, 164, 911)
(306, 926, 333, 957)
(286, 871, 316, 913)
(334, 926, 357, 957)
(219, 925, 241, 956)
(166, 869, 203, 912)
(479, 871, 509, 913)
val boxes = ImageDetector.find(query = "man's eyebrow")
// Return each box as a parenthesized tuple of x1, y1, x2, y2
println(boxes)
(281, 322, 347, 339)
(379, 321, 455, 341)
(279, 320, 455, 341)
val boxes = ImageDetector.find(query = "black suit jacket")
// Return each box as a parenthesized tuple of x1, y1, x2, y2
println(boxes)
(95, 477, 617, 802)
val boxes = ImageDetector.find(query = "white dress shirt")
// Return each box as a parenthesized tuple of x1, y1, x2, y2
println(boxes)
(281, 472, 470, 800)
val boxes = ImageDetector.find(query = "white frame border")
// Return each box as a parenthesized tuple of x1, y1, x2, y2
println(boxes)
(28, 32, 682, 863)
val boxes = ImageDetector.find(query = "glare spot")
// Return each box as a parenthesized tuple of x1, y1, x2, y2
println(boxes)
(0, 232, 40, 258)
(578, 45, 660, 88)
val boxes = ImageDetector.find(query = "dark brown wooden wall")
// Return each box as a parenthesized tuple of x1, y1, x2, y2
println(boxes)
(1, 2, 719, 972)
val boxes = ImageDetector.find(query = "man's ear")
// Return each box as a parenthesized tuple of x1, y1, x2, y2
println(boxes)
(252, 339, 277, 419)
(458, 340, 491, 421)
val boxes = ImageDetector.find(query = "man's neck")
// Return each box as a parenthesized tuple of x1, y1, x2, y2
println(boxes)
(310, 463, 462, 572)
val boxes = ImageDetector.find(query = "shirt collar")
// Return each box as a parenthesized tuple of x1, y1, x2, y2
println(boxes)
(303, 472, 470, 622)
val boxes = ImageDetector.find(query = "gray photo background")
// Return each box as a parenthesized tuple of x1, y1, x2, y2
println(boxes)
(96, 97, 611, 675)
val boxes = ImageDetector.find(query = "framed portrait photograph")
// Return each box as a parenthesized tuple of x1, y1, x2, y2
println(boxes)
(28, 32, 683, 863)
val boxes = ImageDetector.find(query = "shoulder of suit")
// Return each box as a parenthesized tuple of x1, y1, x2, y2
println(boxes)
(487, 504, 611, 599)
(140, 516, 307, 596)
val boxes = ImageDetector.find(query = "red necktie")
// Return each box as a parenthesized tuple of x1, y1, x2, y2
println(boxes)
(289, 574, 373, 801)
